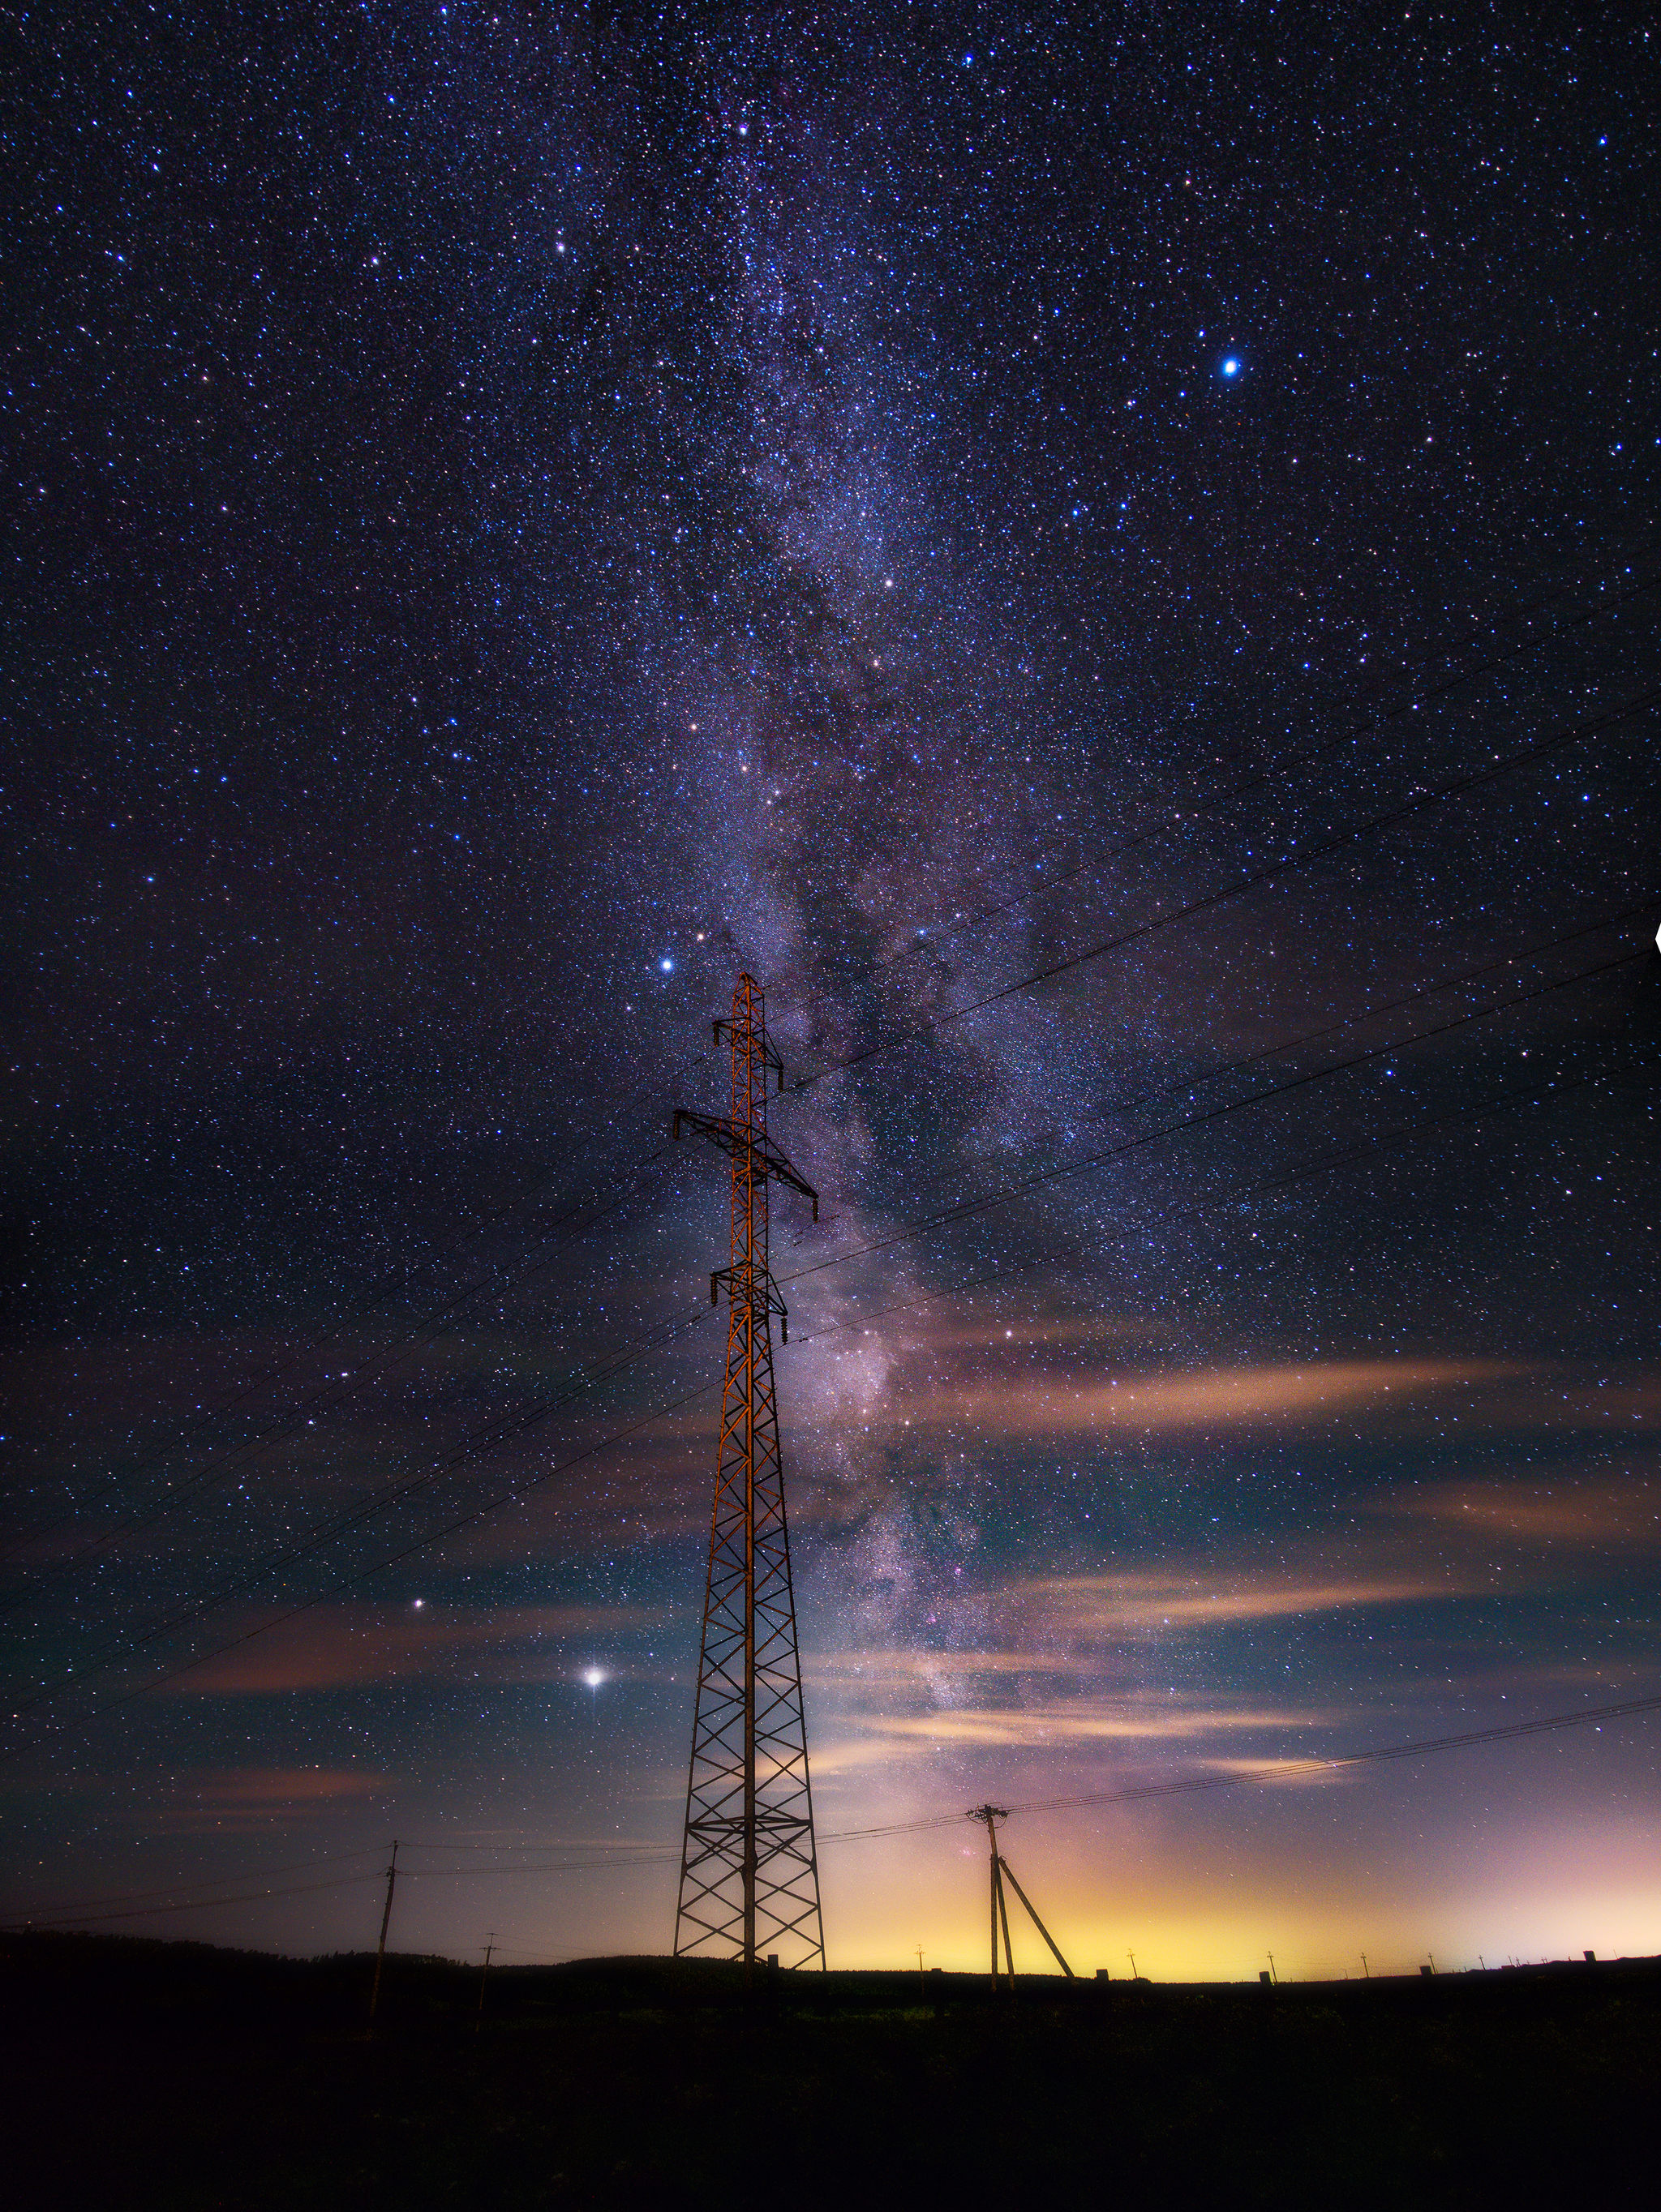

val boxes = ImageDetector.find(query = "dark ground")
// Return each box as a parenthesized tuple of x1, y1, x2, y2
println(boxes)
(4, 1933, 1655, 2208)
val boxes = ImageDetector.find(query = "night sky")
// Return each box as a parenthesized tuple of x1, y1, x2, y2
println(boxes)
(4, 3, 1658, 1979)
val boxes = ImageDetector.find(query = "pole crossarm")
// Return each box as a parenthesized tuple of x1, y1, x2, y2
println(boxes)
(672, 1108, 820, 1220)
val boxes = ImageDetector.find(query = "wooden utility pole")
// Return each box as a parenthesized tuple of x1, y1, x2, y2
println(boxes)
(367, 1840, 399, 2027)
(968, 1804, 1071, 1987)
(972, 1803, 1012, 1988)
(475, 1933, 496, 2035)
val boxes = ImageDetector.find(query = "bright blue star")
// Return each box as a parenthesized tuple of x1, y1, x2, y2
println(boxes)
(659, 957, 674, 973)
(1221, 358, 1242, 378)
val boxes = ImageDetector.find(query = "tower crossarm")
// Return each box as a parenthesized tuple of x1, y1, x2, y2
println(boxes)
(709, 1265, 795, 1341)
(671, 1108, 820, 1220)
(713, 1014, 785, 1088)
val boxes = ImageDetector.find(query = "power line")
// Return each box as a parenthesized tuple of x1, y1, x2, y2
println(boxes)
(5, 1869, 385, 1930)
(12, 676, 1648, 1606)
(11, 1680, 1656, 1931)
(780, 561, 1661, 1004)
(784, 1045, 1638, 1355)
(0, 1066, 690, 1563)
(0, 1845, 392, 1918)
(793, 685, 1660, 1089)
(779, 940, 1647, 1291)
(22, 889, 1601, 1619)
(0, 1161, 670, 1600)
(875, 897, 1655, 1211)
(3, 1039, 1631, 1761)
(3, 1282, 722, 1721)
(12, 564, 1651, 1593)
(839, 1686, 1661, 1839)
(0, 1048, 702, 1563)
(0, 1368, 726, 1752)
(6, 937, 1641, 1742)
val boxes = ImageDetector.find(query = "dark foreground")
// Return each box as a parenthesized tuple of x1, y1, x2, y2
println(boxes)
(4, 1935, 1657, 2208)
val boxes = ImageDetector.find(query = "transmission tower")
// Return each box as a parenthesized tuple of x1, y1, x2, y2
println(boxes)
(672, 973, 826, 1973)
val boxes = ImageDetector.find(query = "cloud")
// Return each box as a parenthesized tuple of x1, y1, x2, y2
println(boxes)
(1006, 1571, 1469, 1634)
(809, 1648, 1127, 1687)
(1388, 1478, 1661, 1547)
(186, 1765, 384, 1806)
(851, 1701, 1330, 1749)
(169, 1601, 672, 1695)
(144, 1764, 390, 1833)
(911, 1359, 1519, 1437)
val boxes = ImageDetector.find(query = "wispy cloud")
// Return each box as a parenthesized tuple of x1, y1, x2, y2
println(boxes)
(147, 1764, 389, 1833)
(1006, 1571, 1470, 1634)
(908, 1359, 1519, 1436)
(1388, 1477, 1661, 1546)
(852, 1701, 1330, 1749)
(809, 1648, 1127, 1687)
(187, 1765, 384, 1806)
(170, 1601, 671, 1695)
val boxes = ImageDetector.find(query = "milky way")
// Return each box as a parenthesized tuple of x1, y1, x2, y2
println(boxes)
(4, 6, 1658, 1975)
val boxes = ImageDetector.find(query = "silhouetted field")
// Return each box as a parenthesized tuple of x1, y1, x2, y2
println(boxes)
(3, 1933, 1655, 2207)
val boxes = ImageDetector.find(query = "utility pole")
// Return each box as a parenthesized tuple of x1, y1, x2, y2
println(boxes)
(1361, 1953, 1370, 1979)
(1127, 1949, 1138, 1981)
(475, 1934, 496, 2035)
(968, 1804, 1073, 1987)
(367, 1840, 398, 2029)
(672, 975, 825, 1976)
(1266, 1951, 1277, 1987)
(972, 1803, 1013, 1989)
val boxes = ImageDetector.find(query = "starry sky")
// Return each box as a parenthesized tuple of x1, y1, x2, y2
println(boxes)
(4, 3, 1659, 1978)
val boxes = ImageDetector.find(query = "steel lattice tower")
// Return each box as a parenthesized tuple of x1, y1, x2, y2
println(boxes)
(671, 974, 826, 1971)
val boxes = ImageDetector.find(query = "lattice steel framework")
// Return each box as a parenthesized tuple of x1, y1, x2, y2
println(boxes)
(671, 974, 825, 1971)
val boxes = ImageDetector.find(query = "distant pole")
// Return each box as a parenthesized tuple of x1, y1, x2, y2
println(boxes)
(368, 1840, 399, 2027)
(475, 1934, 496, 2035)
(916, 1946, 925, 1987)
(1127, 1949, 1138, 1981)
(1361, 1953, 1370, 1979)
(1267, 1951, 1277, 1987)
